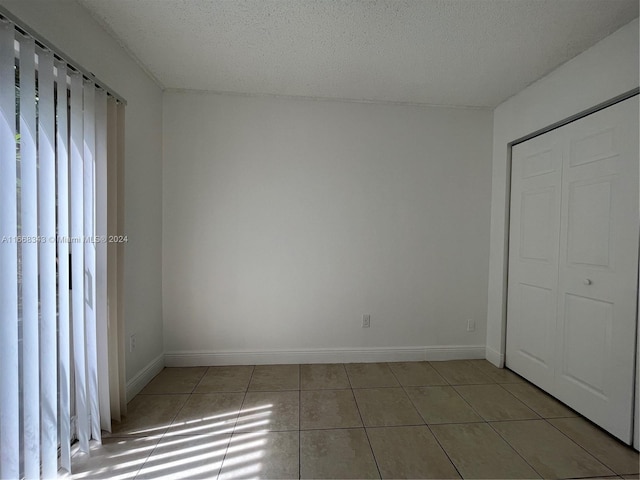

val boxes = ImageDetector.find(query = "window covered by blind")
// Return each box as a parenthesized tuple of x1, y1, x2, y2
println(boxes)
(0, 15, 126, 479)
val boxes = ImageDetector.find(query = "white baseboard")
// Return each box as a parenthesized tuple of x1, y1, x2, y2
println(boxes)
(126, 353, 165, 401)
(124, 346, 486, 397)
(164, 345, 486, 367)
(424, 345, 486, 361)
(485, 346, 505, 367)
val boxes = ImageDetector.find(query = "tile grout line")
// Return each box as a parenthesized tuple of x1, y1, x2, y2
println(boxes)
(298, 364, 302, 480)
(485, 416, 547, 478)
(483, 363, 636, 475)
(423, 360, 548, 479)
(387, 361, 465, 480)
(437, 363, 493, 422)
(441, 361, 544, 425)
(451, 383, 540, 422)
(494, 377, 582, 419)
(124, 364, 636, 480)
(346, 363, 383, 479)
(474, 363, 582, 421)
(131, 383, 195, 479)
(490, 412, 620, 479)
(444, 361, 546, 479)
(216, 364, 256, 479)
(542, 417, 619, 476)
(384, 362, 424, 425)
(191, 365, 211, 393)
(195, 367, 228, 480)
(429, 359, 492, 386)
(130, 433, 165, 480)
(475, 363, 621, 476)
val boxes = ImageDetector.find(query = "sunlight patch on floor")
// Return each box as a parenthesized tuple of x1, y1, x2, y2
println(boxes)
(69, 404, 273, 479)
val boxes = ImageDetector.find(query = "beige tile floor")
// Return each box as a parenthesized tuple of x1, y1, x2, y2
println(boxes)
(69, 360, 640, 479)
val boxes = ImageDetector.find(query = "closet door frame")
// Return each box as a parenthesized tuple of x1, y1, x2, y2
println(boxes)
(503, 88, 640, 448)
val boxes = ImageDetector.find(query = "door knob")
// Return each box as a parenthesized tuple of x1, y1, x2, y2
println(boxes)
(584, 278, 592, 285)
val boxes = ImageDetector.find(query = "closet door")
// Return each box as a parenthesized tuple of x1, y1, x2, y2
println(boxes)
(506, 130, 563, 393)
(554, 96, 638, 443)
(507, 95, 639, 444)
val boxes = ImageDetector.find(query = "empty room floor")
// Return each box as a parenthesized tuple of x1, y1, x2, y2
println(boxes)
(68, 360, 639, 479)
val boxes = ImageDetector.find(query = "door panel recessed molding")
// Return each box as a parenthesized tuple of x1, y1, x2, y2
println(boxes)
(506, 95, 638, 444)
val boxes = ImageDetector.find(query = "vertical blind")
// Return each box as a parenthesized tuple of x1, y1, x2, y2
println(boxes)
(0, 16, 126, 479)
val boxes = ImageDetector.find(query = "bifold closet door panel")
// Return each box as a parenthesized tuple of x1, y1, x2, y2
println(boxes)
(507, 95, 639, 445)
(554, 96, 639, 444)
(506, 129, 563, 393)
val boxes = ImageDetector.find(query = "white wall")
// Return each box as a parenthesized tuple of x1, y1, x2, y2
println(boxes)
(163, 92, 493, 364)
(0, 1, 165, 391)
(486, 18, 639, 366)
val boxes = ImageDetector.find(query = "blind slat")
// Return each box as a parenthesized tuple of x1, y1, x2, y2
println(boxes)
(70, 71, 90, 454)
(106, 98, 123, 422)
(0, 20, 20, 480)
(116, 102, 127, 416)
(36, 47, 57, 479)
(56, 59, 72, 474)
(19, 35, 41, 479)
(95, 90, 111, 431)
(83, 82, 101, 442)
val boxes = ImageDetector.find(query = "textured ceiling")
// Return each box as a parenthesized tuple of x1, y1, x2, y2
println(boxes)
(78, 0, 638, 107)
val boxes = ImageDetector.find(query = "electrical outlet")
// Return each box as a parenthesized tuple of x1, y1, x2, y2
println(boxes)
(129, 334, 137, 352)
(466, 319, 476, 332)
(362, 314, 371, 328)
